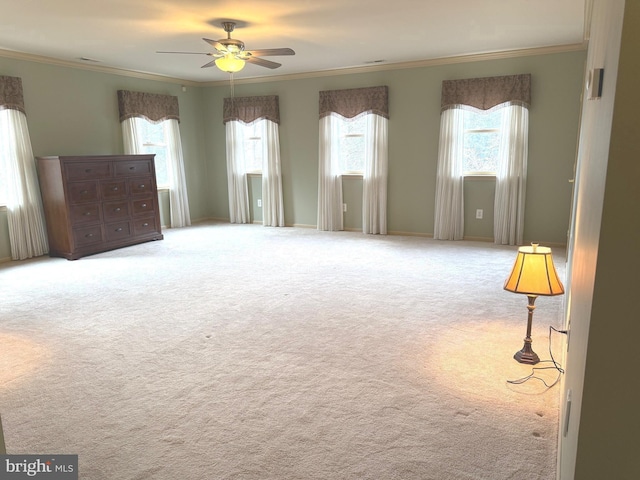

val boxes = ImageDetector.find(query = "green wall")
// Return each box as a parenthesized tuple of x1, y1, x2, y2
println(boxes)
(1, 48, 585, 261)
(0, 57, 209, 261)
(202, 50, 585, 243)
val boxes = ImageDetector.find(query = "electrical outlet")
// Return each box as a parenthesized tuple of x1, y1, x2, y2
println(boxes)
(257, 199, 262, 208)
(343, 203, 347, 212)
(475, 209, 483, 219)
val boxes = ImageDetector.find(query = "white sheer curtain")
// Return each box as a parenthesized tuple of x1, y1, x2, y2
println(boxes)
(122, 117, 191, 228)
(494, 105, 528, 245)
(262, 119, 284, 227)
(122, 117, 143, 155)
(433, 108, 465, 240)
(317, 114, 343, 231)
(225, 120, 250, 223)
(0, 109, 48, 260)
(164, 119, 191, 228)
(363, 114, 388, 234)
(223, 95, 284, 226)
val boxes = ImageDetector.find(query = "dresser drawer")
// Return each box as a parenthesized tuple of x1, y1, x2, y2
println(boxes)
(103, 201, 130, 221)
(129, 177, 154, 196)
(73, 224, 104, 247)
(105, 221, 132, 242)
(68, 181, 99, 204)
(70, 203, 102, 225)
(115, 159, 153, 177)
(133, 216, 160, 236)
(65, 162, 111, 181)
(132, 197, 156, 216)
(101, 180, 128, 200)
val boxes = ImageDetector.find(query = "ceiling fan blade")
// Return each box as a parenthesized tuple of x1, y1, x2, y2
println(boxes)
(246, 57, 282, 69)
(245, 48, 295, 57)
(202, 38, 227, 52)
(201, 60, 218, 68)
(157, 51, 211, 55)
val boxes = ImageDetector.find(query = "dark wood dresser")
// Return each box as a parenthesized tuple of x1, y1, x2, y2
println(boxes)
(36, 154, 163, 260)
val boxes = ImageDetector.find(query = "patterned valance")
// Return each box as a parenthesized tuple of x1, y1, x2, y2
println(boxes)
(117, 90, 180, 123)
(441, 74, 531, 111)
(0, 75, 26, 114)
(319, 86, 389, 119)
(223, 95, 280, 125)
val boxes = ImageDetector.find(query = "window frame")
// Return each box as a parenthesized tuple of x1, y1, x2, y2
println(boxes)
(241, 120, 265, 175)
(336, 114, 367, 176)
(462, 109, 503, 176)
(134, 118, 170, 188)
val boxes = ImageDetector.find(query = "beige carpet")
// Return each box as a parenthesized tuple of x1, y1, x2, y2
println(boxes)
(0, 222, 564, 479)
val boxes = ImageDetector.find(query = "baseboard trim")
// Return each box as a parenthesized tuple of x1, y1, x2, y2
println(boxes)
(463, 235, 494, 243)
(167, 220, 568, 248)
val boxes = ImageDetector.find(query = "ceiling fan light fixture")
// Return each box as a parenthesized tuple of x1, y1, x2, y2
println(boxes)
(215, 54, 245, 73)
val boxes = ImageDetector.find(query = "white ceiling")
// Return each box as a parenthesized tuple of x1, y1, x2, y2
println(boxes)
(0, 0, 587, 84)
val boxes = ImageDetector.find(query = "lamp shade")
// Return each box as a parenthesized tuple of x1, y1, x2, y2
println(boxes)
(215, 55, 245, 73)
(504, 244, 565, 296)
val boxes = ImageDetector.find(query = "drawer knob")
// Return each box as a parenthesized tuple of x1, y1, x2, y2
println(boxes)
(139, 184, 145, 188)
(143, 222, 149, 227)
(129, 166, 136, 170)
(112, 186, 119, 191)
(81, 190, 88, 194)
(114, 207, 121, 212)
(84, 212, 92, 216)
(115, 227, 123, 232)
(85, 233, 94, 238)
(141, 203, 147, 208)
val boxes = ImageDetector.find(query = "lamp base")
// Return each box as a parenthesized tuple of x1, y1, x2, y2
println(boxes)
(514, 347, 540, 365)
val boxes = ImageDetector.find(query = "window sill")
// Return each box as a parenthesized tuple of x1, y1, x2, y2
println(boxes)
(342, 173, 363, 178)
(247, 172, 262, 177)
(0, 204, 6, 212)
(464, 174, 496, 180)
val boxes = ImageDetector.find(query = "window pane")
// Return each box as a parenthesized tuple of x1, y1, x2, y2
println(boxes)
(243, 121, 263, 173)
(144, 144, 169, 187)
(464, 131, 500, 173)
(463, 109, 503, 174)
(463, 108, 503, 130)
(136, 118, 169, 187)
(338, 114, 366, 174)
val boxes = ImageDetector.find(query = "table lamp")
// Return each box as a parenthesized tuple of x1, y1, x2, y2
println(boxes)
(504, 243, 565, 364)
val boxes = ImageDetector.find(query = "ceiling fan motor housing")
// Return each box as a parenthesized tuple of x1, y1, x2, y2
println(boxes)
(220, 38, 245, 54)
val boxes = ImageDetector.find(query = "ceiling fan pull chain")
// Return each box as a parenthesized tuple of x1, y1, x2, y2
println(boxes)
(230, 72, 235, 98)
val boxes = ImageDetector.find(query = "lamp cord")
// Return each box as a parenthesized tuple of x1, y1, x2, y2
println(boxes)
(507, 326, 567, 388)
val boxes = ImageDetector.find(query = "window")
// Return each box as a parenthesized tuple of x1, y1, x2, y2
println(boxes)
(462, 108, 504, 175)
(134, 118, 169, 188)
(337, 114, 367, 174)
(241, 120, 265, 173)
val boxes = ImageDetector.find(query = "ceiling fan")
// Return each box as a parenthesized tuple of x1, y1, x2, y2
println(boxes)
(157, 21, 295, 73)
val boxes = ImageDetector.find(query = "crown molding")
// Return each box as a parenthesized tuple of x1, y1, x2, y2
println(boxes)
(2, 42, 587, 88)
(202, 42, 588, 87)
(0, 49, 202, 87)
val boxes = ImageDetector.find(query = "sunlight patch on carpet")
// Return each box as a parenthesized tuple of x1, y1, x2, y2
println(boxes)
(419, 320, 562, 411)
(0, 333, 51, 390)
